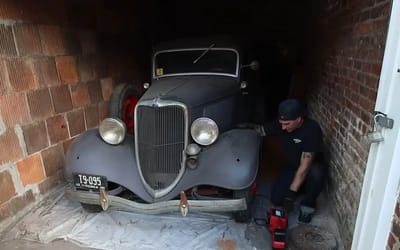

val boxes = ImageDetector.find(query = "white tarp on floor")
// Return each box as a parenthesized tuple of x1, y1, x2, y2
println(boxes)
(3, 188, 270, 250)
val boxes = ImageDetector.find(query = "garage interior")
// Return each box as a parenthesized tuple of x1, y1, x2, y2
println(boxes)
(0, 0, 395, 249)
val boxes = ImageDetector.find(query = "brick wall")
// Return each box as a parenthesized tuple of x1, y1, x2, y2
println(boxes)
(304, 0, 391, 247)
(0, 0, 145, 230)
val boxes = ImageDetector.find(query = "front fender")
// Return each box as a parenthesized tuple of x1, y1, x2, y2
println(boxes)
(169, 129, 261, 197)
(65, 129, 153, 201)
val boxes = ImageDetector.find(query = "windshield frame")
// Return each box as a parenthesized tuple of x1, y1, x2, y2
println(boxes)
(152, 48, 240, 79)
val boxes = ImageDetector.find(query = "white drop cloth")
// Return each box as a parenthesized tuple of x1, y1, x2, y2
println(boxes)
(3, 189, 270, 250)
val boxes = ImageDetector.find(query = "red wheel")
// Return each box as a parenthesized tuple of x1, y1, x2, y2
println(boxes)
(121, 95, 138, 134)
(109, 83, 141, 134)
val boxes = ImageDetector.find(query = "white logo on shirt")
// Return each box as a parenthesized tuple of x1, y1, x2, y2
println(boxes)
(293, 138, 302, 144)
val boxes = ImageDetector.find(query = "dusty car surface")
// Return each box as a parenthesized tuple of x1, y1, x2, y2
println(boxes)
(65, 38, 262, 222)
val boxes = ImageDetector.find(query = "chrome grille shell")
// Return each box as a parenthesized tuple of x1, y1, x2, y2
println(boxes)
(134, 99, 188, 199)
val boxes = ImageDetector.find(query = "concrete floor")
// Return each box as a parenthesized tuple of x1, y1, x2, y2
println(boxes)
(0, 182, 343, 250)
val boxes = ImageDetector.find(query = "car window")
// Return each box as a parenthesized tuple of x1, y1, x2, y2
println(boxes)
(153, 49, 238, 77)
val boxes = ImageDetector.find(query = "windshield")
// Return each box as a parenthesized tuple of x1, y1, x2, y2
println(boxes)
(153, 49, 239, 78)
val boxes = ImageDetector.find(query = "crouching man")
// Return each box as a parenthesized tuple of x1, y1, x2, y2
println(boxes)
(266, 98, 327, 223)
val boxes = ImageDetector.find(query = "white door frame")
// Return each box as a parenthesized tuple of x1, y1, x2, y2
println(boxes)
(352, 0, 400, 249)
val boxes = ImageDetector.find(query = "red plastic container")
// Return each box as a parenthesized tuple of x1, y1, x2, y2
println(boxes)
(268, 208, 288, 249)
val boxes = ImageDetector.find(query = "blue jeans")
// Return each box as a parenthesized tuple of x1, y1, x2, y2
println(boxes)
(270, 162, 327, 208)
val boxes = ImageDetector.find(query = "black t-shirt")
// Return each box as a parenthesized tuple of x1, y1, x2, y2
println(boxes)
(266, 117, 324, 170)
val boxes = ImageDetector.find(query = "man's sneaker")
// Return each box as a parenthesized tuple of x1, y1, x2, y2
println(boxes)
(298, 205, 315, 224)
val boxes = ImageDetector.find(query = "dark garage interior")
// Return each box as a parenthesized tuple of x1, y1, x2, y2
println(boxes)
(0, 0, 397, 249)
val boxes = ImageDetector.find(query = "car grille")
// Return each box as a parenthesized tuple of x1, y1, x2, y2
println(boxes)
(136, 102, 186, 195)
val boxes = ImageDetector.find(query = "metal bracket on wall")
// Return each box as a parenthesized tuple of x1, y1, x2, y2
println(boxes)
(374, 111, 394, 129)
(367, 111, 394, 143)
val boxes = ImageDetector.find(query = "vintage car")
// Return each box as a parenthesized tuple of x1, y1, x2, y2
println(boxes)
(65, 38, 263, 222)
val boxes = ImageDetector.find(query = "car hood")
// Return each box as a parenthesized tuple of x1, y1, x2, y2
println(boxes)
(139, 75, 239, 107)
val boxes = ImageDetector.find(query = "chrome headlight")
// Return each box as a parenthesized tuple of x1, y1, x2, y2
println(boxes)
(190, 117, 219, 146)
(99, 118, 127, 145)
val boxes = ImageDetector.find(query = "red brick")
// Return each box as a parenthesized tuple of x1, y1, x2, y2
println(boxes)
(17, 154, 45, 187)
(396, 201, 400, 217)
(27, 88, 53, 121)
(93, 55, 108, 78)
(18, 0, 68, 25)
(359, 97, 374, 112)
(13, 24, 42, 56)
(0, 171, 16, 204)
(370, 63, 382, 76)
(100, 77, 114, 101)
(370, 2, 391, 19)
(353, 22, 374, 35)
(63, 138, 74, 154)
(55, 56, 79, 83)
(392, 221, 400, 241)
(13, 0, 45, 23)
(0, 129, 24, 164)
(67, 109, 85, 136)
(0, 190, 35, 221)
(32, 57, 60, 88)
(39, 170, 64, 195)
(85, 104, 99, 129)
(0, 0, 22, 20)
(0, 24, 17, 56)
(388, 232, 397, 249)
(0, 59, 11, 95)
(22, 121, 49, 155)
(373, 19, 388, 31)
(79, 30, 97, 54)
(63, 29, 81, 55)
(98, 101, 109, 121)
(46, 115, 69, 145)
(0, 93, 30, 127)
(78, 56, 95, 82)
(41, 144, 64, 177)
(50, 85, 72, 114)
(70, 82, 90, 108)
(38, 25, 66, 56)
(369, 48, 385, 62)
(87, 80, 103, 104)
(5, 58, 37, 92)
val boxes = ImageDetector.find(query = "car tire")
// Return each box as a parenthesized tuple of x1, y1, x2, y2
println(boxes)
(232, 186, 254, 223)
(109, 83, 141, 134)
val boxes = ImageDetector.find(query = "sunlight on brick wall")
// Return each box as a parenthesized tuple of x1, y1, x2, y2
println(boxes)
(0, 0, 144, 229)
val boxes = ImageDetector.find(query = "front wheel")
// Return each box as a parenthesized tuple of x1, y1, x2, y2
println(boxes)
(232, 186, 254, 223)
(109, 83, 141, 134)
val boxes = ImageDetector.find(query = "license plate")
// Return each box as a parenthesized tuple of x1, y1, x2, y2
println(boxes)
(73, 173, 107, 191)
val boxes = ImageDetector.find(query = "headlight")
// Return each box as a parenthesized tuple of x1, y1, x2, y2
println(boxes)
(99, 118, 127, 145)
(191, 117, 219, 146)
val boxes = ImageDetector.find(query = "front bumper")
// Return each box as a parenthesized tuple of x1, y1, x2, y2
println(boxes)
(65, 189, 247, 215)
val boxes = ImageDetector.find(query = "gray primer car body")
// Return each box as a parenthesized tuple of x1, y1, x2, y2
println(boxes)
(65, 38, 262, 205)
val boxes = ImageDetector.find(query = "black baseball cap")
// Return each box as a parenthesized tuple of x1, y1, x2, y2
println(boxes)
(278, 99, 304, 121)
